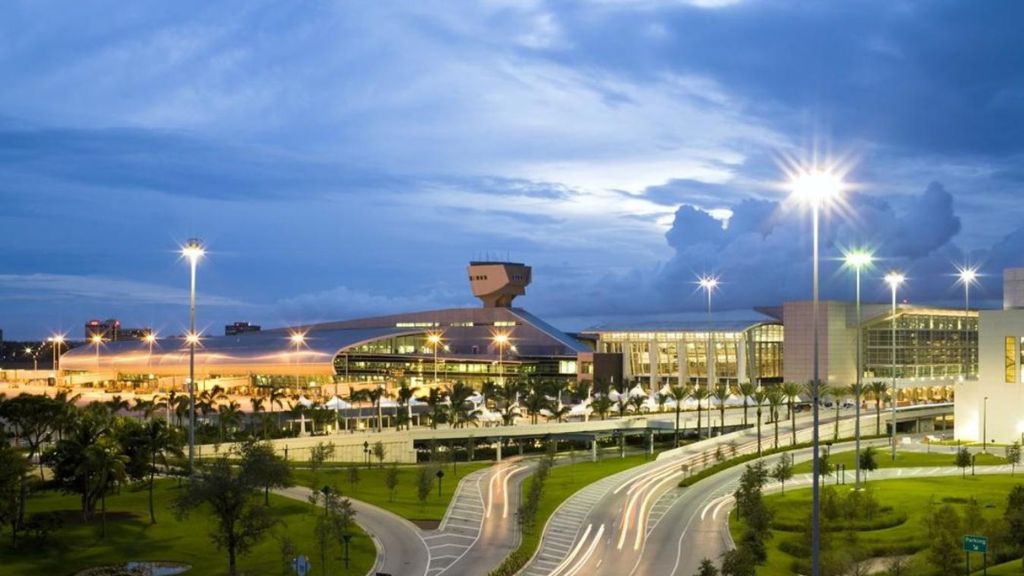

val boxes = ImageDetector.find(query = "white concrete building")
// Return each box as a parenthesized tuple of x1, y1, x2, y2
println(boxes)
(955, 268, 1024, 444)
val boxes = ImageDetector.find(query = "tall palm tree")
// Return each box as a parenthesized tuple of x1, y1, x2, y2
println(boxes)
(781, 382, 802, 446)
(592, 395, 613, 421)
(484, 379, 525, 426)
(523, 381, 552, 425)
(250, 397, 266, 437)
(396, 383, 414, 431)
(868, 381, 889, 436)
(712, 383, 730, 436)
(217, 401, 242, 442)
(690, 386, 710, 439)
(737, 381, 756, 427)
(446, 382, 475, 428)
(53, 389, 82, 442)
(752, 389, 769, 456)
(268, 386, 287, 432)
(104, 395, 130, 416)
(669, 384, 689, 446)
(425, 387, 446, 429)
(140, 420, 182, 524)
(766, 388, 784, 450)
(80, 439, 128, 538)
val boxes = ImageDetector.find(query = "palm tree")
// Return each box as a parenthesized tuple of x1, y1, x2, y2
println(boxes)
(868, 381, 889, 436)
(592, 395, 613, 421)
(446, 383, 475, 428)
(483, 379, 520, 426)
(396, 383, 414, 431)
(140, 420, 182, 523)
(217, 401, 243, 441)
(80, 439, 128, 538)
(766, 388, 784, 450)
(738, 381, 756, 427)
(669, 384, 689, 447)
(104, 395, 130, 416)
(523, 381, 552, 425)
(250, 396, 266, 437)
(53, 389, 82, 442)
(781, 382, 802, 446)
(629, 394, 645, 415)
(712, 383, 730, 436)
(752, 389, 769, 456)
(426, 387, 446, 429)
(268, 386, 287, 432)
(690, 386, 710, 439)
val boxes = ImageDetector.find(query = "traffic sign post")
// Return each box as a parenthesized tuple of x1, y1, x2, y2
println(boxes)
(963, 535, 988, 576)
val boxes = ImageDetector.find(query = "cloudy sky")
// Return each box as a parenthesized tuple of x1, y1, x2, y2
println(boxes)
(2, 0, 1023, 339)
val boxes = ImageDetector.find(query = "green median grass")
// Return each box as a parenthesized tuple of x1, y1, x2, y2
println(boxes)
(291, 461, 490, 523)
(791, 448, 1008, 475)
(732, 474, 1024, 576)
(489, 453, 654, 576)
(0, 479, 374, 576)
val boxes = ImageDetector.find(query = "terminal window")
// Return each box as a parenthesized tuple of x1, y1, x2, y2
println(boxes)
(1006, 336, 1017, 384)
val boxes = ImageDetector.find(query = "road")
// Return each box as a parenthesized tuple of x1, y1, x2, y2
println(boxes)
(278, 459, 533, 576)
(522, 411, 883, 576)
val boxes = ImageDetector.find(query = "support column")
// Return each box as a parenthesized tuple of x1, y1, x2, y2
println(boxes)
(496, 437, 502, 462)
(647, 430, 654, 456)
(591, 439, 598, 462)
(737, 336, 748, 384)
(648, 338, 659, 396)
(518, 440, 524, 456)
(677, 340, 687, 388)
(620, 433, 626, 459)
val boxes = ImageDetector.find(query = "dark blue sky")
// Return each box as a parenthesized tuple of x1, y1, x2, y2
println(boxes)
(2, 0, 1023, 339)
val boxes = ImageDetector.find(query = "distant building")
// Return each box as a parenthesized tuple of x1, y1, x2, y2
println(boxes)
(468, 261, 531, 308)
(85, 319, 153, 342)
(225, 321, 262, 336)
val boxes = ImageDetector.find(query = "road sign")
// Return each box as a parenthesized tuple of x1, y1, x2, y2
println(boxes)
(964, 535, 988, 553)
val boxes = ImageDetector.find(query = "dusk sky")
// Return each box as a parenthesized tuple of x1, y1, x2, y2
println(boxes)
(2, 1, 1023, 339)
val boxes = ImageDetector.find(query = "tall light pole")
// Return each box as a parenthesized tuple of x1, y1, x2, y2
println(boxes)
(493, 333, 510, 386)
(843, 249, 873, 490)
(90, 334, 105, 371)
(698, 274, 718, 440)
(182, 238, 205, 472)
(427, 333, 443, 386)
(24, 347, 38, 371)
(143, 332, 157, 368)
(956, 266, 978, 382)
(790, 166, 844, 576)
(884, 271, 905, 463)
(983, 395, 989, 453)
(50, 334, 65, 380)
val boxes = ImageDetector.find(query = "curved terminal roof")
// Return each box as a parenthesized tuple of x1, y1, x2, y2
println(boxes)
(60, 326, 425, 377)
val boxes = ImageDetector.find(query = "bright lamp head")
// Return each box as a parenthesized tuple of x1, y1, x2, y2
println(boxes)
(790, 168, 844, 207)
(181, 238, 205, 263)
(957, 265, 979, 286)
(843, 249, 874, 269)
(884, 271, 905, 289)
(697, 274, 719, 292)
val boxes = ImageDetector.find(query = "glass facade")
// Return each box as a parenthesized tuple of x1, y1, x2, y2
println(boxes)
(591, 323, 784, 386)
(863, 311, 978, 380)
(1006, 337, 1018, 384)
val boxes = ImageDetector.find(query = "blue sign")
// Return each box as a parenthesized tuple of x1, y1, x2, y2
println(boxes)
(292, 555, 311, 576)
(963, 535, 988, 553)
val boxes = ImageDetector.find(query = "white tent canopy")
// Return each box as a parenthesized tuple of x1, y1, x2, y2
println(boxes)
(324, 396, 351, 410)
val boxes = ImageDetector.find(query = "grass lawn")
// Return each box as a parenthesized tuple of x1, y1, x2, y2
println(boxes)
(292, 461, 490, 523)
(791, 449, 1008, 475)
(0, 480, 374, 576)
(733, 474, 1024, 576)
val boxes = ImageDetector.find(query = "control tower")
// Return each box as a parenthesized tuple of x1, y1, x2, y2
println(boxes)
(467, 261, 532, 308)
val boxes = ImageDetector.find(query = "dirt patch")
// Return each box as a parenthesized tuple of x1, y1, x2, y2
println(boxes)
(49, 509, 141, 525)
(412, 520, 441, 530)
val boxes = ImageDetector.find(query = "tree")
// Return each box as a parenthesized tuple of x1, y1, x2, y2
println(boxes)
(781, 382, 801, 446)
(140, 420, 184, 522)
(691, 386, 710, 439)
(0, 394, 60, 479)
(766, 389, 784, 449)
(669, 385, 689, 446)
(346, 465, 361, 493)
(446, 382, 476, 428)
(956, 447, 972, 478)
(829, 385, 845, 441)
(175, 457, 277, 575)
(239, 440, 293, 506)
(738, 382, 756, 427)
(0, 442, 32, 546)
(81, 439, 128, 538)
(307, 485, 357, 576)
(46, 411, 114, 520)
(309, 441, 336, 474)
(859, 446, 878, 481)
(712, 383, 730, 436)
(867, 381, 889, 436)
(817, 447, 834, 482)
(592, 394, 613, 421)
(1004, 485, 1024, 567)
(927, 504, 962, 576)
(417, 465, 436, 506)
(771, 453, 794, 494)
(426, 387, 447, 429)
(1007, 441, 1022, 476)
(385, 463, 400, 502)
(720, 547, 757, 576)
(694, 558, 720, 576)
(752, 389, 769, 456)
(372, 441, 386, 469)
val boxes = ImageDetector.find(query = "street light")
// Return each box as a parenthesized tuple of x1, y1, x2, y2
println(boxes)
(843, 249, 873, 491)
(181, 238, 205, 472)
(24, 347, 38, 371)
(789, 165, 845, 576)
(956, 266, 979, 382)
(427, 332, 444, 386)
(493, 332, 511, 386)
(90, 334, 105, 367)
(884, 271, 905, 463)
(50, 333, 65, 377)
(697, 273, 718, 440)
